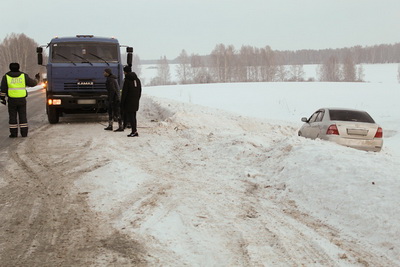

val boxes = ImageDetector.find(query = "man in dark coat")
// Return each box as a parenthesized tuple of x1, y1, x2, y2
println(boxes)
(120, 66, 141, 137)
(103, 68, 123, 131)
(1, 63, 37, 137)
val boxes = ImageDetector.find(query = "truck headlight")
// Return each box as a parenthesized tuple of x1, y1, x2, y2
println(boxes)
(48, 99, 61, 105)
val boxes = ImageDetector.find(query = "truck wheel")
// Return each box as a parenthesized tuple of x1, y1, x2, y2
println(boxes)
(47, 106, 59, 124)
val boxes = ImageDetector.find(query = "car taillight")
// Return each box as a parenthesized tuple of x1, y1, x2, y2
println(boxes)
(374, 127, 383, 138)
(326, 124, 339, 135)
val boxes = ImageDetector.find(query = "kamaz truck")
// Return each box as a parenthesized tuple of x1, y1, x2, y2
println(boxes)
(37, 35, 133, 123)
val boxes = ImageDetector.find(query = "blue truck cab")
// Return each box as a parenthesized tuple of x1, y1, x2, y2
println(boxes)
(37, 35, 133, 123)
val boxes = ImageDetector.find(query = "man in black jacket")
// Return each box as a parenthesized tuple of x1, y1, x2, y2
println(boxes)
(103, 68, 123, 131)
(120, 66, 141, 137)
(1, 63, 37, 138)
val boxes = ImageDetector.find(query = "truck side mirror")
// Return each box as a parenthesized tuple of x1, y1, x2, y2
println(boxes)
(126, 47, 133, 67)
(37, 47, 43, 65)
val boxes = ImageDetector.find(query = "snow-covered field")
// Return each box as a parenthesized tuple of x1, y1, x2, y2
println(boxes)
(3, 64, 399, 265)
(139, 79, 400, 265)
(79, 64, 400, 264)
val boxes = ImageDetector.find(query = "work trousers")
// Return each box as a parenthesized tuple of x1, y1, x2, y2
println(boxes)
(107, 98, 121, 122)
(125, 112, 137, 133)
(8, 98, 28, 137)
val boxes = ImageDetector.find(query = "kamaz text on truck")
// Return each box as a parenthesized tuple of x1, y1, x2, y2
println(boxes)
(37, 35, 133, 123)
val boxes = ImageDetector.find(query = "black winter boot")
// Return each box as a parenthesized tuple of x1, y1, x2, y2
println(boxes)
(21, 127, 28, 137)
(127, 132, 139, 137)
(104, 121, 113, 131)
(9, 128, 18, 138)
(114, 120, 124, 132)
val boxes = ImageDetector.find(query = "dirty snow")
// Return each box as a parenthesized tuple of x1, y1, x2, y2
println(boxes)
(75, 75, 400, 264)
(7, 64, 399, 265)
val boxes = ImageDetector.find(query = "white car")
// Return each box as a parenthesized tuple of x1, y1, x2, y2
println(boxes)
(298, 108, 383, 152)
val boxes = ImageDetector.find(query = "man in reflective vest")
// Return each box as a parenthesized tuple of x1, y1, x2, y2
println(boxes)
(1, 63, 37, 138)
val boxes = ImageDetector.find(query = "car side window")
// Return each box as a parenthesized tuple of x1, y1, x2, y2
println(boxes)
(308, 112, 319, 123)
(315, 110, 324, 122)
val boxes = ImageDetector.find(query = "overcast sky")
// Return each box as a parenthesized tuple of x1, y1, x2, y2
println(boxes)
(1, 0, 400, 59)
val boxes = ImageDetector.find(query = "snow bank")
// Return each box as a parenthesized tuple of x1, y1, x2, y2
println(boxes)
(74, 78, 400, 264)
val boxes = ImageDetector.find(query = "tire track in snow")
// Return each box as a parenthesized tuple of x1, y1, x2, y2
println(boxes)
(91, 98, 336, 265)
(139, 97, 397, 265)
(0, 123, 148, 266)
(74, 96, 397, 266)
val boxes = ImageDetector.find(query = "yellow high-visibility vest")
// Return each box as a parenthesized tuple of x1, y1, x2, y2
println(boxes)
(6, 74, 27, 98)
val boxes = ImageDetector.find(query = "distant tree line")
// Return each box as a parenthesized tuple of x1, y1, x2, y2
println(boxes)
(0, 33, 395, 85)
(150, 42, 392, 85)
(276, 43, 400, 65)
(0, 33, 44, 77)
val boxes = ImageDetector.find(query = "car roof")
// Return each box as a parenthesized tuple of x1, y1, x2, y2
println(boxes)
(320, 107, 368, 112)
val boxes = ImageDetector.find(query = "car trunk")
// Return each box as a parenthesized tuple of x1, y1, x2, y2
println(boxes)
(335, 122, 378, 140)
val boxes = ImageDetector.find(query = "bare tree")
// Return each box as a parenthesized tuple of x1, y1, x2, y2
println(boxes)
(224, 45, 236, 82)
(190, 54, 211, 83)
(151, 56, 171, 85)
(210, 44, 227, 83)
(210, 44, 239, 83)
(252, 47, 261, 81)
(318, 56, 341, 81)
(176, 49, 190, 84)
(342, 53, 356, 82)
(259, 46, 276, 82)
(275, 65, 288, 82)
(288, 65, 305, 81)
(356, 64, 365, 82)
(238, 45, 256, 82)
(236, 46, 249, 82)
(0, 33, 44, 76)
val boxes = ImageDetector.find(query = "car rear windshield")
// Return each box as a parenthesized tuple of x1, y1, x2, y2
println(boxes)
(329, 110, 375, 123)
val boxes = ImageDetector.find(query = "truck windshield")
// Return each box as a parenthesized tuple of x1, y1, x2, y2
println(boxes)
(51, 42, 118, 63)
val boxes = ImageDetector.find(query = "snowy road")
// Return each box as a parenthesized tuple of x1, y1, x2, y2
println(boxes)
(1, 94, 397, 266)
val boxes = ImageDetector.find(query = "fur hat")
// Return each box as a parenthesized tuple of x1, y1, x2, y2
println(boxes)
(104, 68, 112, 75)
(9, 63, 20, 72)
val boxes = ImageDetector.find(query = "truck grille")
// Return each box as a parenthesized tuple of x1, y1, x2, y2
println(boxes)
(64, 82, 106, 90)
